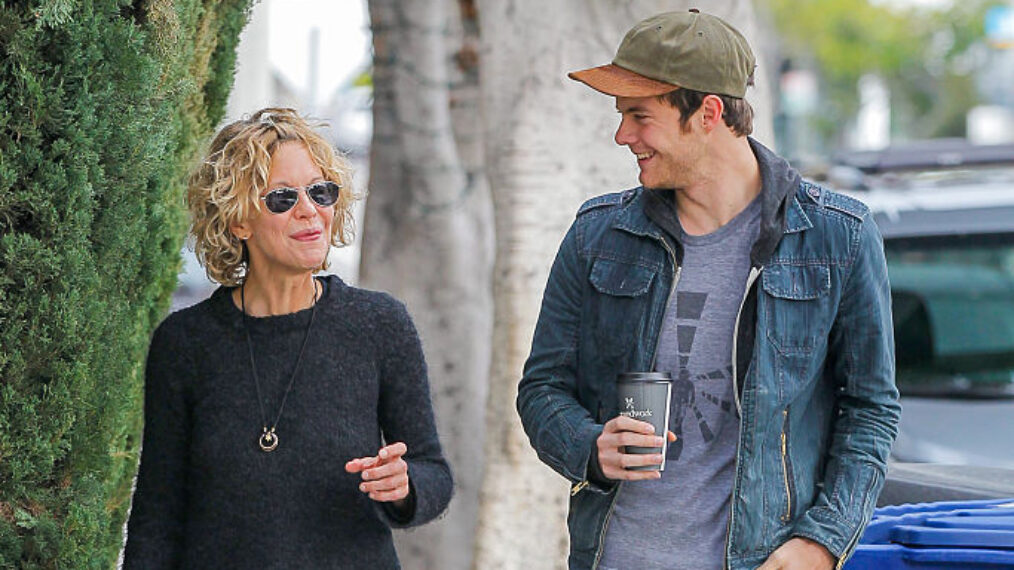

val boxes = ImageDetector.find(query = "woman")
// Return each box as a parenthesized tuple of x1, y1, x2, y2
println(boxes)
(123, 108, 452, 569)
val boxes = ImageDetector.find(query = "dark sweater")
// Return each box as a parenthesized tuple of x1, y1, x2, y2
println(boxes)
(123, 275, 452, 569)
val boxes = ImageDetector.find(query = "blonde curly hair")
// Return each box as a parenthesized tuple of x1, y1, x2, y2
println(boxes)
(188, 108, 356, 286)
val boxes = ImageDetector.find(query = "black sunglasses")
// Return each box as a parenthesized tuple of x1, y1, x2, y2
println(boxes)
(260, 181, 341, 214)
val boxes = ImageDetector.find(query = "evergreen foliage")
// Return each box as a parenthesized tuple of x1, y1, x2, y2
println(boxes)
(0, 1, 251, 567)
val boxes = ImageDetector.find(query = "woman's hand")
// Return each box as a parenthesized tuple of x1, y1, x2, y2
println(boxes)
(345, 442, 411, 507)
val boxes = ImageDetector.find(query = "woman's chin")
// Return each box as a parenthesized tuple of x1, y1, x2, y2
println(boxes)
(294, 245, 329, 270)
(300, 255, 327, 272)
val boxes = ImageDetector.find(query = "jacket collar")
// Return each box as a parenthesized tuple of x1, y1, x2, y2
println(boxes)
(612, 189, 667, 241)
(783, 196, 811, 234)
(614, 137, 810, 267)
(751, 137, 810, 265)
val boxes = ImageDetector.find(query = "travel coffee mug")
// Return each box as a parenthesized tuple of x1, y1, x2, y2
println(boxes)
(616, 372, 672, 471)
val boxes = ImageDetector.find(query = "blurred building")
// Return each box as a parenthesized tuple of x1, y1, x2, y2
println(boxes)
(972, 3, 1014, 144)
(773, 1, 1014, 161)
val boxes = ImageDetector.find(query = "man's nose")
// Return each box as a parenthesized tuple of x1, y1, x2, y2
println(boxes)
(614, 117, 634, 146)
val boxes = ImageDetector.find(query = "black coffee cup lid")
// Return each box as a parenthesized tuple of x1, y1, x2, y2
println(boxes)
(618, 371, 672, 382)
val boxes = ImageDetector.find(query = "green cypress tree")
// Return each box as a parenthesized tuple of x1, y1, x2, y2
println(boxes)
(0, 1, 251, 567)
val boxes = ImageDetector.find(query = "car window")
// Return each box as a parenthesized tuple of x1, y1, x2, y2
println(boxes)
(885, 233, 1014, 397)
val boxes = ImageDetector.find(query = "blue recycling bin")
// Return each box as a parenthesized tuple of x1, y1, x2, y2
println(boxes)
(844, 499, 1014, 569)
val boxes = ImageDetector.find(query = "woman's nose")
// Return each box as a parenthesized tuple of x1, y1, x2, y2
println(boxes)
(293, 188, 317, 217)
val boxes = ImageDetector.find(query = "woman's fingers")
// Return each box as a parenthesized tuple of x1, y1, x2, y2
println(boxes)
(345, 442, 406, 473)
(366, 485, 410, 503)
(344, 456, 377, 473)
(360, 465, 410, 503)
(360, 472, 409, 494)
(349, 443, 411, 502)
(378, 441, 407, 461)
(361, 458, 408, 482)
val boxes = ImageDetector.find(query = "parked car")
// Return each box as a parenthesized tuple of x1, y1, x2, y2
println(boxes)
(825, 140, 1014, 469)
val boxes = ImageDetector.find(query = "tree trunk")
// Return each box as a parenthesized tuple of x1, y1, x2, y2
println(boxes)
(362, 2, 493, 569)
(363, 1, 771, 568)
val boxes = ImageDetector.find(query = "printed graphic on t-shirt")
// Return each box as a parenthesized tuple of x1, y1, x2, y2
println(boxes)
(668, 291, 737, 462)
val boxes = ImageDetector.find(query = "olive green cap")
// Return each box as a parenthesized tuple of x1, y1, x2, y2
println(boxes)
(569, 9, 756, 98)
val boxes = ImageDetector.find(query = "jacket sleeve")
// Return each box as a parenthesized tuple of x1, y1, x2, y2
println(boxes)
(516, 222, 606, 487)
(122, 320, 192, 569)
(374, 298, 453, 528)
(791, 214, 901, 562)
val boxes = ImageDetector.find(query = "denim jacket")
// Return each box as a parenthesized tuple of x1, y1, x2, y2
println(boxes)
(517, 139, 901, 570)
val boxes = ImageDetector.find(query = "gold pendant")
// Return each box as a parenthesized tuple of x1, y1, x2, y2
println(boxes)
(259, 428, 278, 452)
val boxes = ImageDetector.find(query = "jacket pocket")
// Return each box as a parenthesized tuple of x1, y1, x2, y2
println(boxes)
(588, 258, 654, 358)
(761, 263, 831, 353)
(568, 484, 615, 556)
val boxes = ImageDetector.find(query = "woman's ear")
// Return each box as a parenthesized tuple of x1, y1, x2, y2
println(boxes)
(230, 222, 252, 241)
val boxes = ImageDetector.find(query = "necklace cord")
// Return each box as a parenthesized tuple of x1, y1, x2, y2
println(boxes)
(241, 279, 318, 439)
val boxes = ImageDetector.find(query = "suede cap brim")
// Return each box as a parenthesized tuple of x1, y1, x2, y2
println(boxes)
(568, 63, 679, 97)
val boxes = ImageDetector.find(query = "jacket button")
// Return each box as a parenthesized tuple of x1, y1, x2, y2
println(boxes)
(807, 186, 820, 200)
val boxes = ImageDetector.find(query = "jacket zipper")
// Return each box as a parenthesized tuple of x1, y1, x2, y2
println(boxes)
(570, 480, 589, 496)
(835, 471, 882, 568)
(649, 237, 681, 370)
(780, 407, 793, 522)
(591, 236, 679, 569)
(835, 513, 867, 563)
(730, 267, 762, 416)
(724, 266, 762, 569)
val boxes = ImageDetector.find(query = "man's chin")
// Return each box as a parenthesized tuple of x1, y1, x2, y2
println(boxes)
(638, 174, 675, 191)
(641, 181, 676, 191)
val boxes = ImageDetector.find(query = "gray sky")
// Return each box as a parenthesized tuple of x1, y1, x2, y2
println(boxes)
(268, 0, 370, 106)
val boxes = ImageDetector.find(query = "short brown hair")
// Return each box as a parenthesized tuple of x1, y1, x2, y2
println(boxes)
(659, 88, 754, 137)
(188, 108, 357, 286)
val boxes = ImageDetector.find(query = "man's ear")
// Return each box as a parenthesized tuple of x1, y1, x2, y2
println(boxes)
(700, 94, 725, 131)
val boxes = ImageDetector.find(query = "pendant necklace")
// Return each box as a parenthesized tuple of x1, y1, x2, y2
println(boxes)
(241, 279, 318, 452)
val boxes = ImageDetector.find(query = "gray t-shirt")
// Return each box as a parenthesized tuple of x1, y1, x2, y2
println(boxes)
(599, 196, 760, 570)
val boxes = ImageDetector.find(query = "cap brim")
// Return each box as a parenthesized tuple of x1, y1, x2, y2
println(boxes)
(568, 64, 678, 97)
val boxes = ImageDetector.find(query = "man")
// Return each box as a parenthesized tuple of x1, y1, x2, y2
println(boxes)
(516, 10, 900, 570)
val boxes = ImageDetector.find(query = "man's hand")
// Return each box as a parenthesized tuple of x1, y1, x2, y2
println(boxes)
(757, 537, 836, 570)
(345, 442, 411, 508)
(596, 416, 677, 480)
